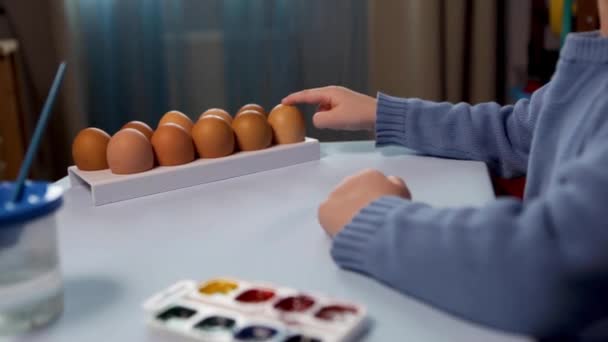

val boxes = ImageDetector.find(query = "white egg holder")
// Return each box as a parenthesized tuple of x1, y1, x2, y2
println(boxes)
(67, 138, 321, 206)
(143, 278, 370, 342)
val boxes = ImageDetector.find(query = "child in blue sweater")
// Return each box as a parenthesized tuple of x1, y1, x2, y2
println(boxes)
(283, 1, 608, 339)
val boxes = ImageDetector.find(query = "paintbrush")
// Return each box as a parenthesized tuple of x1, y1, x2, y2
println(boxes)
(10, 62, 67, 203)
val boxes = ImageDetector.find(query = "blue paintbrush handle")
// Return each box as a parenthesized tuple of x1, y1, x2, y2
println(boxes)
(11, 62, 67, 203)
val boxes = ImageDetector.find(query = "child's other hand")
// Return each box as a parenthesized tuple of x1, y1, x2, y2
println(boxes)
(318, 169, 412, 237)
(282, 86, 377, 131)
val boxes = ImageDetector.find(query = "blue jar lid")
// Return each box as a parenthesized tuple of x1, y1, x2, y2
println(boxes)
(0, 181, 64, 227)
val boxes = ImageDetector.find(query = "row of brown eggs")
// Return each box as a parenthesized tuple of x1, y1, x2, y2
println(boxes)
(72, 104, 306, 175)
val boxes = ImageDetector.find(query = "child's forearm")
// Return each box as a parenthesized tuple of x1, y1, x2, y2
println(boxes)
(332, 139, 608, 337)
(375, 87, 547, 178)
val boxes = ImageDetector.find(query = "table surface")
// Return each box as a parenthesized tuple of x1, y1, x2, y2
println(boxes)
(18, 141, 530, 342)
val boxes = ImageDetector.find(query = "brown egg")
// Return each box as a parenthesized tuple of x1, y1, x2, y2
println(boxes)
(232, 111, 272, 151)
(106, 129, 154, 175)
(122, 121, 153, 140)
(72, 128, 111, 171)
(158, 111, 194, 132)
(268, 104, 306, 144)
(192, 115, 235, 158)
(151, 123, 195, 166)
(200, 108, 232, 124)
(237, 104, 266, 117)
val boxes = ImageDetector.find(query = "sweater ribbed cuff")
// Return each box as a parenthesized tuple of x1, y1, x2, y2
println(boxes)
(375, 92, 410, 148)
(331, 196, 406, 275)
(562, 31, 608, 63)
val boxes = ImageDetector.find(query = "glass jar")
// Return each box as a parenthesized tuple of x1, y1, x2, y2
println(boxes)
(0, 181, 64, 335)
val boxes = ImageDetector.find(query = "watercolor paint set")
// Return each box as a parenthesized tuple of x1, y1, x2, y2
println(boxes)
(142, 278, 369, 342)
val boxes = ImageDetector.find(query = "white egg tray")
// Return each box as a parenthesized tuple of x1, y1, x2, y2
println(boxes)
(143, 278, 369, 342)
(68, 138, 320, 206)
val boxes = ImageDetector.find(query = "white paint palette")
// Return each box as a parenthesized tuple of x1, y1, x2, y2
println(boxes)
(142, 278, 370, 342)
(67, 138, 320, 206)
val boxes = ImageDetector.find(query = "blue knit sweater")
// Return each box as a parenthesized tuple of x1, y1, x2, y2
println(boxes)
(331, 32, 608, 339)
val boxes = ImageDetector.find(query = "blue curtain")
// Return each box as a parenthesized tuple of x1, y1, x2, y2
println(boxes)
(222, 0, 298, 114)
(77, 0, 168, 133)
(71, 0, 369, 140)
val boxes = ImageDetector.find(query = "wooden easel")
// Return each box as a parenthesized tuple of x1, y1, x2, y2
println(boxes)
(551, 0, 600, 44)
(577, 0, 600, 32)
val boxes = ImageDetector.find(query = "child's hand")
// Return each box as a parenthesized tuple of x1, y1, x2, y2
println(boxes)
(282, 86, 377, 131)
(318, 169, 412, 237)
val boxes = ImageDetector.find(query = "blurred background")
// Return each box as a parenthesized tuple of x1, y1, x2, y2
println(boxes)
(0, 0, 600, 181)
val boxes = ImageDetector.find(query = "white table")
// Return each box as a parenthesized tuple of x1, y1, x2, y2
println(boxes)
(20, 141, 530, 342)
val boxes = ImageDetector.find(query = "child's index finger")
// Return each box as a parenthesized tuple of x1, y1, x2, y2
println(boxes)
(282, 88, 331, 106)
